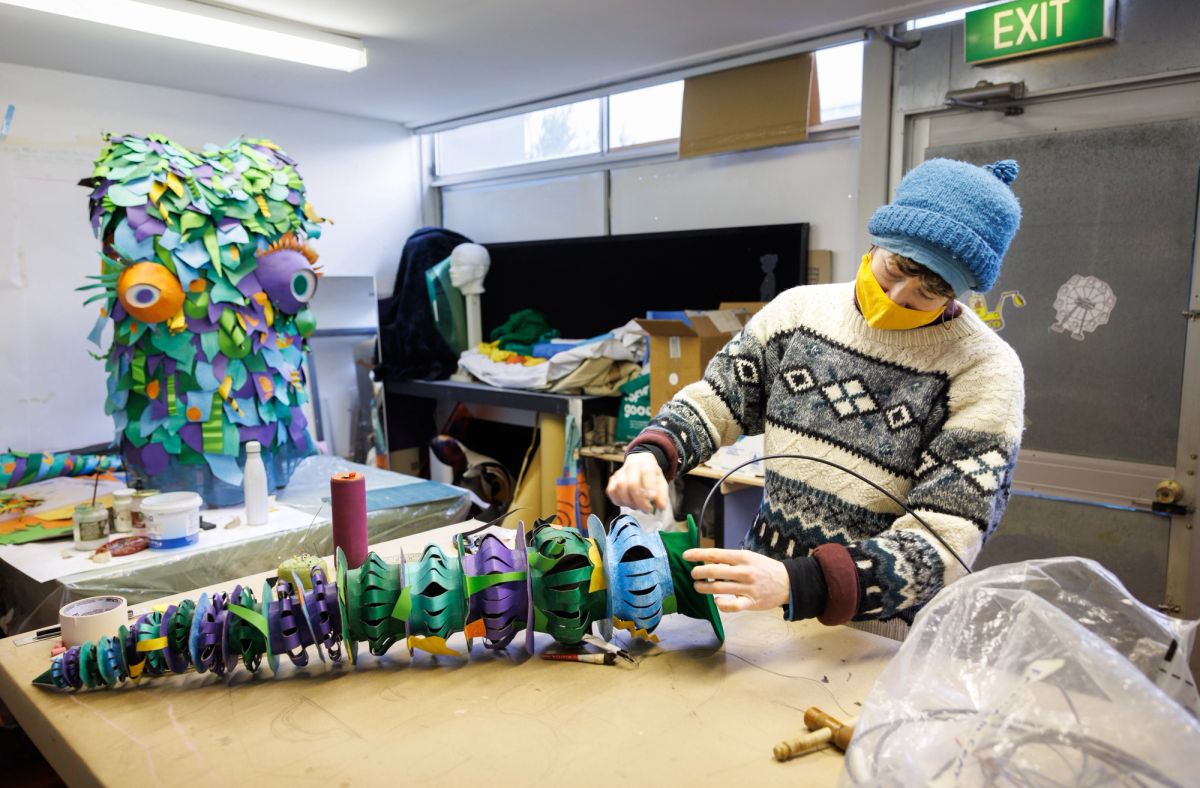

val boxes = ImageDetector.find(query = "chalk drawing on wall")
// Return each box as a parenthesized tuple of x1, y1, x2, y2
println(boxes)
(1050, 274, 1116, 341)
(967, 290, 1026, 332)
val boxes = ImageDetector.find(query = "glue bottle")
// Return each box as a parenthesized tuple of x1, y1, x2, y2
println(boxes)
(243, 441, 269, 526)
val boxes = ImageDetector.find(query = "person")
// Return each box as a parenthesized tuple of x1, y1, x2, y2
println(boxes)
(607, 158, 1025, 626)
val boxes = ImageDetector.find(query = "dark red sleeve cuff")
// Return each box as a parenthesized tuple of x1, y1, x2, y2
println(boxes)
(626, 430, 680, 481)
(812, 543, 860, 626)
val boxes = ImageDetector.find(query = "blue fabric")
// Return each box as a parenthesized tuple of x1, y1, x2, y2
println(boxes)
(867, 158, 1021, 294)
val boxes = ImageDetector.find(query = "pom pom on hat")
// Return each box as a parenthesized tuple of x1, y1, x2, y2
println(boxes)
(985, 159, 1019, 185)
(866, 157, 1022, 294)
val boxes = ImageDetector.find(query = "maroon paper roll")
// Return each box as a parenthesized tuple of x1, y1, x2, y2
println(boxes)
(330, 472, 368, 570)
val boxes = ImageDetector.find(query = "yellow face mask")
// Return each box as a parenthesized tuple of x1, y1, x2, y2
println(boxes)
(854, 252, 946, 330)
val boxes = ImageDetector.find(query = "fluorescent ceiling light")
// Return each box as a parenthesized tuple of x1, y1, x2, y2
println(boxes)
(2, 0, 368, 71)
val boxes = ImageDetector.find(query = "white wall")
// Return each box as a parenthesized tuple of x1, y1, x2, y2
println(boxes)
(0, 61, 422, 453)
(442, 137, 862, 285)
(611, 136, 861, 279)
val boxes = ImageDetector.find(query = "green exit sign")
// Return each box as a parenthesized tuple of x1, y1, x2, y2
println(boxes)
(965, 0, 1116, 64)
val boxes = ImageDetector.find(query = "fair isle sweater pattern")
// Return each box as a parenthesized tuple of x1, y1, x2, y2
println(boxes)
(637, 282, 1025, 622)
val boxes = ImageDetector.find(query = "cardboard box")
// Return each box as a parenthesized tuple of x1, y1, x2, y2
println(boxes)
(636, 307, 755, 412)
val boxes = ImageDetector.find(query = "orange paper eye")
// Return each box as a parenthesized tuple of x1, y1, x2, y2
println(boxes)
(117, 263, 184, 323)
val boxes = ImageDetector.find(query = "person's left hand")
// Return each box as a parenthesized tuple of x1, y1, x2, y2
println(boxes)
(683, 548, 790, 613)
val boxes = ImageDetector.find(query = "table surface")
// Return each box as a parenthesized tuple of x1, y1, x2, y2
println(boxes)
(0, 456, 471, 633)
(0, 522, 898, 788)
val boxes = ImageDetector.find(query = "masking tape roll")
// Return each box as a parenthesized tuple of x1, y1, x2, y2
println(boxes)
(59, 596, 128, 647)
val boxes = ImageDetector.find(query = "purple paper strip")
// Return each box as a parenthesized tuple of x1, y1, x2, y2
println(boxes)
(180, 424, 204, 453)
(234, 272, 262, 298)
(238, 424, 275, 446)
(140, 443, 168, 475)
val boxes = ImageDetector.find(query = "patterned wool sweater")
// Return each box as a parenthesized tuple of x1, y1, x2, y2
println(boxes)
(629, 282, 1025, 623)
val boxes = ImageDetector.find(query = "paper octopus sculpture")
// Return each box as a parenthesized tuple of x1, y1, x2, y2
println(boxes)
(35, 515, 725, 691)
(78, 133, 325, 505)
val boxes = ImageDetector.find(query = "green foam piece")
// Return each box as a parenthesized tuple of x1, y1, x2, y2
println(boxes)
(660, 515, 725, 642)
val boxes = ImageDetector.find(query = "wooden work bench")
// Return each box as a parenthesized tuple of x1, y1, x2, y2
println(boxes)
(0, 522, 898, 787)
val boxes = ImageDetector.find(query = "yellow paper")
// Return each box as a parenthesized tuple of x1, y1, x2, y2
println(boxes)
(539, 416, 565, 518)
(36, 494, 116, 522)
(587, 538, 607, 593)
(407, 636, 461, 657)
(165, 171, 185, 198)
(613, 618, 660, 643)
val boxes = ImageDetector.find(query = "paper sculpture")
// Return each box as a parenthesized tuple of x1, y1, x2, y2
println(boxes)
(1, 451, 122, 490)
(36, 514, 724, 691)
(79, 133, 324, 504)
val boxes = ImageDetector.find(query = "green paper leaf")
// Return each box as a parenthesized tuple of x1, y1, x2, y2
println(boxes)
(211, 278, 246, 305)
(179, 210, 206, 235)
(200, 330, 220, 361)
(202, 226, 221, 275)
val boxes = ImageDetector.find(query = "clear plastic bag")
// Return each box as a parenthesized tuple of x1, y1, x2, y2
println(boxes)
(842, 557, 1200, 787)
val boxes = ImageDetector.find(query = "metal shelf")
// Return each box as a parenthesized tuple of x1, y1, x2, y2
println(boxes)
(386, 379, 612, 416)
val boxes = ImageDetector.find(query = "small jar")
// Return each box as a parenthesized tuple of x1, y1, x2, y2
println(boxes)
(73, 504, 111, 551)
(111, 488, 135, 534)
(131, 489, 160, 537)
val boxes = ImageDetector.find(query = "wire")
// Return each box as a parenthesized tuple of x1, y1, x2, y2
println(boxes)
(696, 453, 973, 576)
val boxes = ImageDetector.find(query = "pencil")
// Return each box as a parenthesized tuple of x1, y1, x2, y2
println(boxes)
(541, 652, 616, 665)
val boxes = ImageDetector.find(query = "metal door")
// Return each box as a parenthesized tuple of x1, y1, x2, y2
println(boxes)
(899, 79, 1200, 613)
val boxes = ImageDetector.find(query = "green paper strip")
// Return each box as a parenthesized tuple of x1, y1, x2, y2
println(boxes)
(390, 586, 412, 621)
(202, 394, 223, 452)
(131, 352, 146, 392)
(663, 594, 678, 616)
(166, 375, 177, 416)
(464, 571, 526, 596)
(227, 603, 269, 639)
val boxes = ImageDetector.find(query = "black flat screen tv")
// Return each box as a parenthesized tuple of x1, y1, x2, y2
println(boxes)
(480, 223, 809, 338)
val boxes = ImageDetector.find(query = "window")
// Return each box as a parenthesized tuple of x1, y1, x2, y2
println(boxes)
(608, 81, 685, 150)
(435, 98, 601, 176)
(814, 41, 863, 123)
(433, 39, 865, 177)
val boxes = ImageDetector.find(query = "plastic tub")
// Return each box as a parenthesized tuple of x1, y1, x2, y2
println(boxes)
(140, 492, 203, 549)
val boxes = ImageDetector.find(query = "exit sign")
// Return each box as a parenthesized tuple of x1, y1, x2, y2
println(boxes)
(965, 0, 1116, 64)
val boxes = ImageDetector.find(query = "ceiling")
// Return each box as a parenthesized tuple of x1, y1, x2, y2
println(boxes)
(0, 0, 970, 128)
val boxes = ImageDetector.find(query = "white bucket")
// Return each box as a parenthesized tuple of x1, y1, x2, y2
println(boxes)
(140, 492, 202, 549)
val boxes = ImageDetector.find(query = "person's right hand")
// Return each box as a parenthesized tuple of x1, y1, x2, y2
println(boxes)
(606, 452, 669, 514)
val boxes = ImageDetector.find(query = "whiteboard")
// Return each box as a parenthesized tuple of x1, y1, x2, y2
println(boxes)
(442, 172, 607, 242)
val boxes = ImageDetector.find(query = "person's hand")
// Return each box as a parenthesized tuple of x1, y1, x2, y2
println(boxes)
(684, 548, 790, 612)
(606, 452, 669, 514)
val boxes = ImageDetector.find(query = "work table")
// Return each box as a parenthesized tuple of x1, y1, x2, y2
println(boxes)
(0, 523, 899, 786)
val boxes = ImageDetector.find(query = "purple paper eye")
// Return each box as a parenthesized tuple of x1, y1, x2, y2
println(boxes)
(255, 233, 320, 313)
(127, 283, 161, 307)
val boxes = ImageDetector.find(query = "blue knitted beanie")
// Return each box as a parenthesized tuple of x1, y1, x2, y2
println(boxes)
(867, 158, 1021, 295)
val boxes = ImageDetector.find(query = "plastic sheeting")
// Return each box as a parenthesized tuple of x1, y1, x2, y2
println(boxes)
(0, 456, 469, 633)
(842, 557, 1200, 787)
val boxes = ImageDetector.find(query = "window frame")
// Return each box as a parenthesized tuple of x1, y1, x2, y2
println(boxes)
(425, 32, 866, 187)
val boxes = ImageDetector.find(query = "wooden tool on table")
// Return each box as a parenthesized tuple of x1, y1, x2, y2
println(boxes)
(773, 706, 858, 762)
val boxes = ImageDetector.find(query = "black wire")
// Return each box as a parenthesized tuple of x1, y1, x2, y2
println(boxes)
(696, 452, 973, 576)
